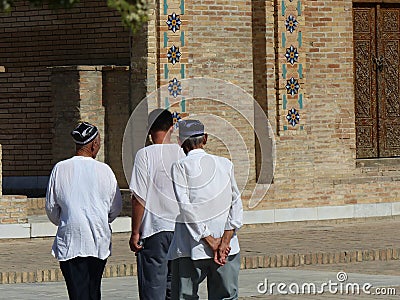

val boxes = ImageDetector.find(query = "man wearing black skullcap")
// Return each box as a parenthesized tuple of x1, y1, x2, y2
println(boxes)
(45, 121, 122, 300)
(129, 109, 185, 300)
(168, 119, 243, 299)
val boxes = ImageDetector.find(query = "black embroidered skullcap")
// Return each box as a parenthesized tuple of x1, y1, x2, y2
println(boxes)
(71, 122, 99, 145)
(147, 108, 173, 132)
(179, 120, 204, 140)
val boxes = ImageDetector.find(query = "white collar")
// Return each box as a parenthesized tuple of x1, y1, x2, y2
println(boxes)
(187, 149, 206, 156)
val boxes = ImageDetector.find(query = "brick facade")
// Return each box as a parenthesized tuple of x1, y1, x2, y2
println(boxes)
(0, 0, 130, 192)
(146, 0, 400, 212)
(2, 0, 400, 217)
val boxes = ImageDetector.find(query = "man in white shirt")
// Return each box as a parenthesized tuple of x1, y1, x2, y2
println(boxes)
(46, 122, 122, 300)
(129, 109, 185, 300)
(168, 119, 243, 300)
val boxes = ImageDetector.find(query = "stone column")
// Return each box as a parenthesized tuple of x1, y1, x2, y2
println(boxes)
(103, 66, 130, 188)
(50, 66, 105, 164)
(0, 144, 2, 195)
(78, 67, 105, 162)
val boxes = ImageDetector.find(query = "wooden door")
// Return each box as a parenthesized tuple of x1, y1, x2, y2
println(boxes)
(377, 6, 400, 157)
(354, 5, 378, 158)
(354, 4, 400, 158)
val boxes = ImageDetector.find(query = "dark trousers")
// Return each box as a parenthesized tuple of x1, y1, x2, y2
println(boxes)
(137, 231, 174, 300)
(60, 256, 107, 300)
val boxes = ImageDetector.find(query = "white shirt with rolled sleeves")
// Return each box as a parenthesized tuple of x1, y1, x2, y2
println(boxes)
(167, 149, 243, 261)
(45, 156, 122, 261)
(129, 143, 185, 239)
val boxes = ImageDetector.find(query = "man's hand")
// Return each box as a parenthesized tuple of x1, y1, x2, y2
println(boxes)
(215, 240, 231, 265)
(214, 229, 235, 265)
(203, 235, 221, 251)
(129, 232, 143, 253)
(203, 235, 224, 265)
(130, 195, 145, 254)
(203, 235, 222, 264)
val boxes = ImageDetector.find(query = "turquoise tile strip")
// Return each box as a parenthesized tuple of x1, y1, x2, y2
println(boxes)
(298, 93, 303, 109)
(164, 32, 168, 48)
(283, 94, 287, 109)
(297, 0, 301, 16)
(283, 125, 288, 131)
(297, 31, 302, 48)
(300, 125, 304, 130)
(282, 32, 286, 48)
(164, 64, 169, 79)
(282, 64, 287, 79)
(180, 31, 185, 47)
(165, 97, 170, 109)
(298, 64, 303, 79)
(180, 0, 185, 15)
(163, 0, 168, 15)
(281, 0, 286, 16)
(180, 64, 185, 79)
(181, 97, 186, 112)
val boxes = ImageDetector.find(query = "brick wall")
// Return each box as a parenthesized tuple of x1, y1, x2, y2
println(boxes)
(0, 195, 28, 224)
(145, 0, 400, 212)
(245, 0, 356, 209)
(148, 0, 257, 188)
(2, 0, 400, 214)
(252, 0, 400, 211)
(27, 197, 45, 216)
(0, 0, 130, 183)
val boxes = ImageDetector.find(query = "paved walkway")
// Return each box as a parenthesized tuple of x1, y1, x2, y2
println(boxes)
(1, 262, 400, 299)
(0, 217, 400, 284)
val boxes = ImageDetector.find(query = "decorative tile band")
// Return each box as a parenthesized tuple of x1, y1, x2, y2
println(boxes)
(281, 0, 304, 131)
(161, 0, 187, 121)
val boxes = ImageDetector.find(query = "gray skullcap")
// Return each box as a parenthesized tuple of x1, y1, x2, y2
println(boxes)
(71, 122, 99, 145)
(179, 119, 204, 140)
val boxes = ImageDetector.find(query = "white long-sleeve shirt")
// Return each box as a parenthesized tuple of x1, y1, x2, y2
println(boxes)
(167, 149, 243, 260)
(45, 156, 122, 261)
(129, 143, 185, 239)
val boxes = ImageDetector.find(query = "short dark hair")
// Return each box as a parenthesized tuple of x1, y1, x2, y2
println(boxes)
(181, 135, 205, 153)
(148, 109, 173, 133)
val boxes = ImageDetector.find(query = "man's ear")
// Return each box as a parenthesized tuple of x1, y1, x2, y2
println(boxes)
(203, 133, 208, 145)
(90, 140, 97, 152)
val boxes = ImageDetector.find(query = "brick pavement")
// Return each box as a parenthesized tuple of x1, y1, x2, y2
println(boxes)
(0, 217, 400, 284)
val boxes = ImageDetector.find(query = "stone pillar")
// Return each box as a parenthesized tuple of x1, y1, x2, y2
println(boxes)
(103, 66, 130, 188)
(78, 67, 105, 162)
(0, 144, 2, 195)
(50, 66, 105, 164)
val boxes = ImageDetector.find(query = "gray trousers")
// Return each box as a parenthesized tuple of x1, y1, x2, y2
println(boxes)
(171, 253, 240, 300)
(137, 231, 174, 300)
